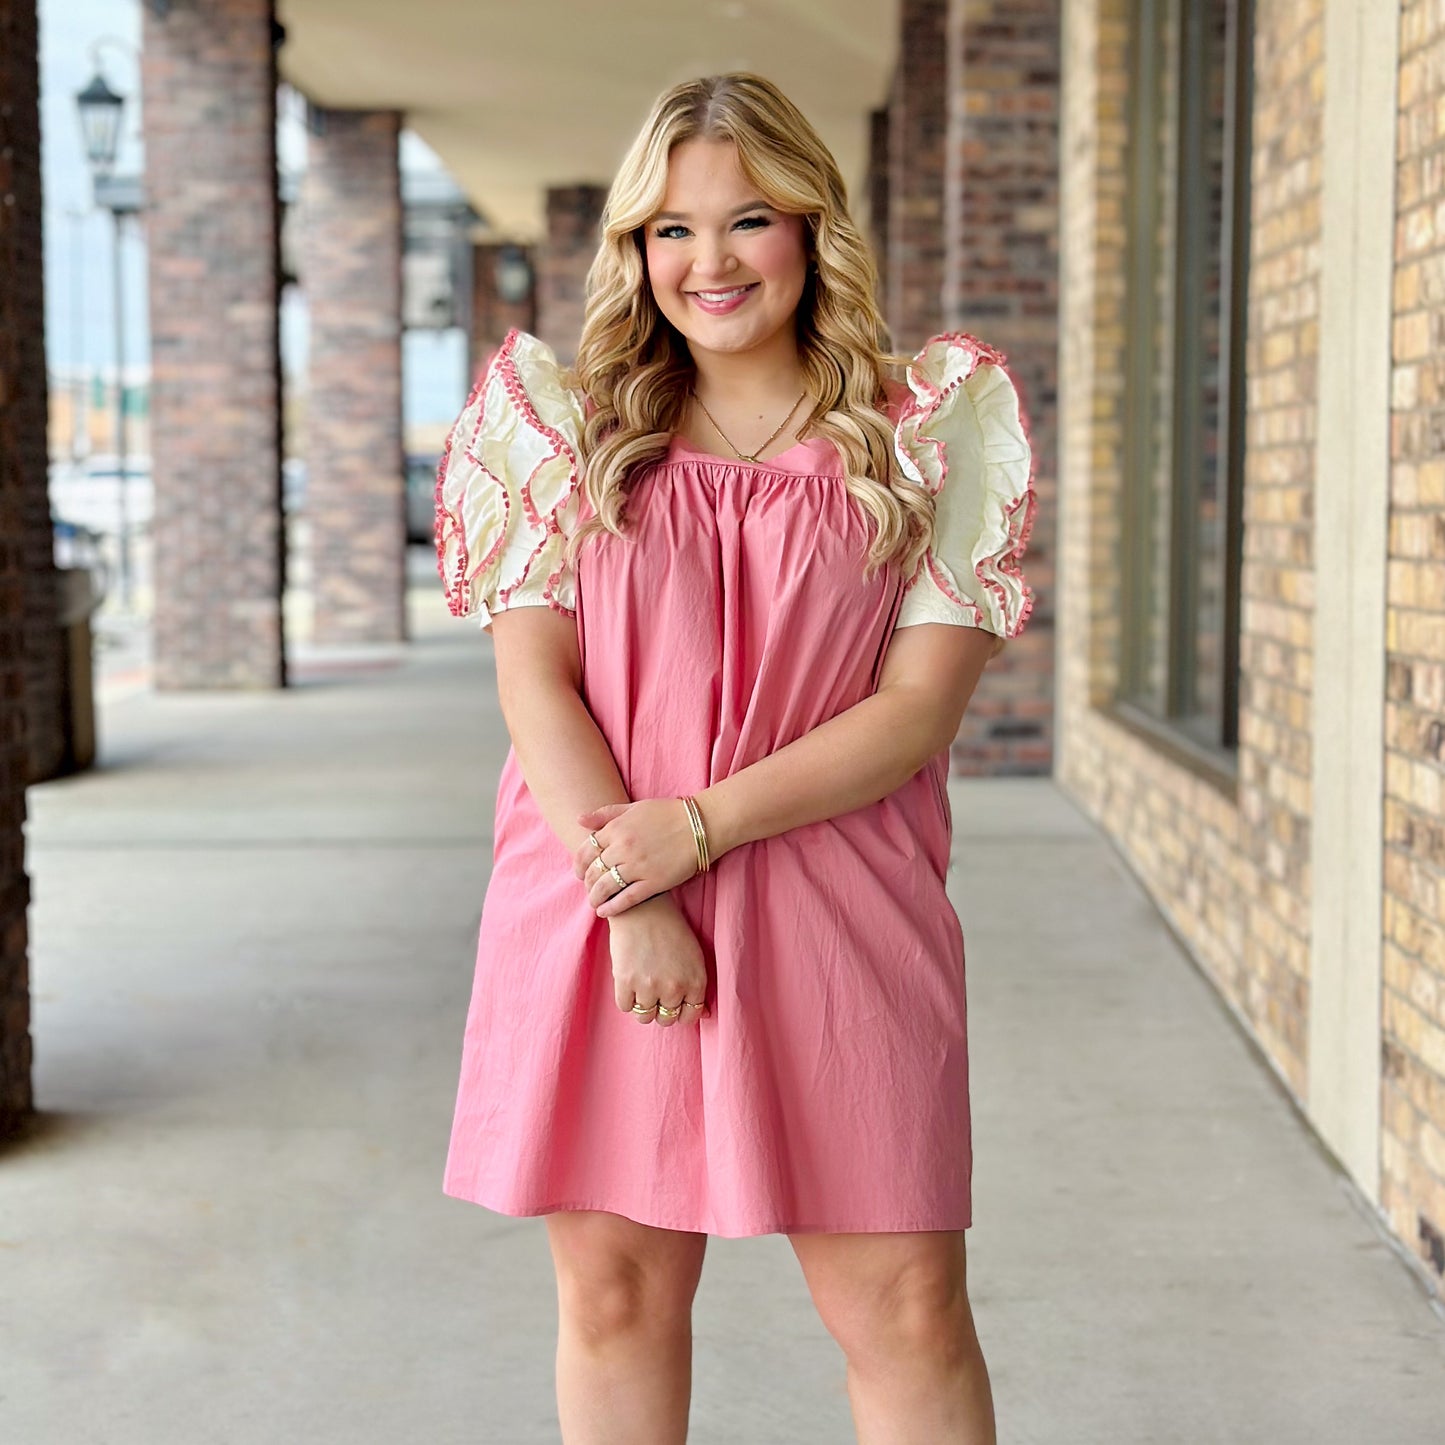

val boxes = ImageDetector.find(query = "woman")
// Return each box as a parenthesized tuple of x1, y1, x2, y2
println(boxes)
(436, 72, 1034, 1445)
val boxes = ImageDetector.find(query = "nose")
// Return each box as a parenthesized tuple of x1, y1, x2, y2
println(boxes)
(691, 235, 739, 282)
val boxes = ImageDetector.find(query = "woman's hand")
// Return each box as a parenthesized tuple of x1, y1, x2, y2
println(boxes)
(573, 798, 701, 918)
(606, 895, 710, 1026)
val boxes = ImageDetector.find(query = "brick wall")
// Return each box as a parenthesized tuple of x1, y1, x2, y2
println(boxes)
(142, 0, 285, 688)
(1384, 0, 1445, 1290)
(300, 107, 405, 645)
(537, 185, 606, 367)
(1056, 0, 1321, 1103)
(0, 0, 43, 1136)
(943, 0, 1059, 775)
(1, 0, 62, 788)
(472, 243, 538, 379)
(1055, 0, 1131, 758)
(1228, 0, 1323, 1089)
(886, 0, 948, 352)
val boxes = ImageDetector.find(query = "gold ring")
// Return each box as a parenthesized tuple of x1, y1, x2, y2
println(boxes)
(682, 1001, 705, 1010)
(656, 1002, 681, 1020)
(608, 863, 627, 891)
(630, 1001, 657, 1016)
(588, 832, 603, 854)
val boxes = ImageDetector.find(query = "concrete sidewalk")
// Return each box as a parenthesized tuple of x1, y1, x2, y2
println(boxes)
(6, 577, 1444, 1444)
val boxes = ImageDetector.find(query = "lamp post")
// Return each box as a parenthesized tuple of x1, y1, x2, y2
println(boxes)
(75, 70, 134, 612)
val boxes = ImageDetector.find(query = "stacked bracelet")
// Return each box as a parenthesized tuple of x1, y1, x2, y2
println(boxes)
(681, 795, 711, 875)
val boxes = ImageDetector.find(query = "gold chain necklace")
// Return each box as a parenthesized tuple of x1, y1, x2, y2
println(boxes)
(691, 389, 808, 464)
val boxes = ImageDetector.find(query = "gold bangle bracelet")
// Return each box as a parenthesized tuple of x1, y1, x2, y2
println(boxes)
(696, 798, 709, 870)
(679, 796, 702, 874)
(682, 794, 711, 873)
(692, 796, 712, 871)
(684, 797, 706, 874)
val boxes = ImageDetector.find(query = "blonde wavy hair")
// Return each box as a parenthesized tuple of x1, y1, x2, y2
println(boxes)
(561, 72, 933, 585)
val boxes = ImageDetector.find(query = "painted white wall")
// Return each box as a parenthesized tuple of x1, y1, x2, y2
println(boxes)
(1308, 0, 1400, 1203)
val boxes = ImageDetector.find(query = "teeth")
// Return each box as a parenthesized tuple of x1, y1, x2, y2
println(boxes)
(696, 285, 752, 301)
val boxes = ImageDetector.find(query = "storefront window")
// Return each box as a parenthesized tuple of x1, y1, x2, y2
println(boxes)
(1120, 0, 1252, 761)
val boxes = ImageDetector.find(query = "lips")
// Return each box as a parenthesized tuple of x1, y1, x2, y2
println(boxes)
(686, 282, 758, 315)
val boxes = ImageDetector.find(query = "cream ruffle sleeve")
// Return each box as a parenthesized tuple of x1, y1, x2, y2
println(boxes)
(892, 332, 1037, 638)
(434, 328, 586, 631)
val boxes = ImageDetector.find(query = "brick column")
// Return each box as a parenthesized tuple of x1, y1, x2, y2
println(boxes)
(471, 243, 537, 379)
(943, 0, 1060, 775)
(537, 185, 606, 366)
(141, 0, 285, 688)
(887, 0, 948, 351)
(300, 107, 405, 645)
(2, 0, 62, 788)
(0, 0, 44, 1136)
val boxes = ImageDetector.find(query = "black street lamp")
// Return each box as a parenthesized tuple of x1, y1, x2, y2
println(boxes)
(76, 72, 124, 176)
(75, 69, 135, 612)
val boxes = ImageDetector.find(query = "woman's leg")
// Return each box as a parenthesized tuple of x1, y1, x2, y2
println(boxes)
(788, 1228, 995, 1445)
(545, 1209, 709, 1445)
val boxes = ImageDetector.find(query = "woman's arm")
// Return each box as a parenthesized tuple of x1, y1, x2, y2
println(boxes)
(491, 604, 710, 1021)
(577, 621, 998, 915)
(489, 605, 634, 857)
(699, 621, 996, 856)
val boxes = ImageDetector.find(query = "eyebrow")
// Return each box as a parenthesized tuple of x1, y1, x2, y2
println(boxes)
(651, 200, 774, 222)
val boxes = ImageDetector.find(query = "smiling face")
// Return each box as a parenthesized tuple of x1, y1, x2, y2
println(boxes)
(642, 137, 811, 362)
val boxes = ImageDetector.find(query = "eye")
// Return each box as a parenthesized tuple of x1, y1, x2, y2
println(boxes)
(734, 215, 770, 231)
(653, 223, 690, 240)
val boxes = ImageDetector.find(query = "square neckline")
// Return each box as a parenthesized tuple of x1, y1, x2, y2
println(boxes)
(661, 380, 913, 474)
(664, 432, 838, 474)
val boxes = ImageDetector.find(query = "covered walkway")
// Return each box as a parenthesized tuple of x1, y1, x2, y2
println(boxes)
(4, 567, 1442, 1444)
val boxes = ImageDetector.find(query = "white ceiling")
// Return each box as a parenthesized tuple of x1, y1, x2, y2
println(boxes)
(276, 0, 898, 240)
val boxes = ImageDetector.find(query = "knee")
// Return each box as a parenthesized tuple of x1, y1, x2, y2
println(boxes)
(555, 1253, 690, 1349)
(559, 1260, 650, 1347)
(819, 1258, 975, 1370)
(548, 1211, 705, 1350)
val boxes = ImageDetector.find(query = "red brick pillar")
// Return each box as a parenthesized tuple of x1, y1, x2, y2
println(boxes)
(0, 0, 44, 1136)
(141, 0, 285, 688)
(887, 0, 948, 351)
(471, 242, 537, 380)
(537, 185, 606, 366)
(943, 0, 1060, 774)
(1, 0, 62, 789)
(300, 107, 405, 645)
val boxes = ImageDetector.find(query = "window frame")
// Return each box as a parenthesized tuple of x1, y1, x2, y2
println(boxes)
(1115, 0, 1253, 783)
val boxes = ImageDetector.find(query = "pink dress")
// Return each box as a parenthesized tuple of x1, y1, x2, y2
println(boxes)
(435, 328, 1035, 1237)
